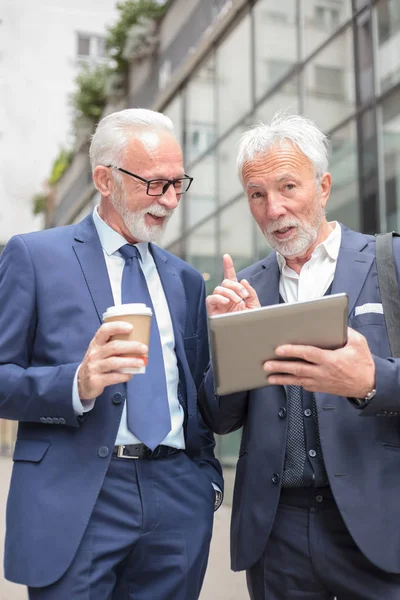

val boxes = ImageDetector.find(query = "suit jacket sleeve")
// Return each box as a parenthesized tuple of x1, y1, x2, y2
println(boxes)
(199, 363, 249, 434)
(0, 236, 80, 425)
(360, 235, 400, 416)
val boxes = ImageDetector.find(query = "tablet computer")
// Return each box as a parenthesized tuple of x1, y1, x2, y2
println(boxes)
(208, 292, 348, 396)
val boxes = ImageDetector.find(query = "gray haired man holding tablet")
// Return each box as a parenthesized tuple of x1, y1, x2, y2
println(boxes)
(200, 113, 400, 600)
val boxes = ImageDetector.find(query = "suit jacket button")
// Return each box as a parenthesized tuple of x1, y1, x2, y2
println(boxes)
(46, 417, 54, 424)
(271, 473, 280, 484)
(98, 446, 109, 458)
(112, 393, 124, 405)
(53, 418, 60, 424)
(59, 418, 66, 425)
(40, 417, 47, 423)
(278, 408, 287, 419)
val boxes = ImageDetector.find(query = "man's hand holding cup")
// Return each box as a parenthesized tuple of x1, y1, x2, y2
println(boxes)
(78, 303, 152, 401)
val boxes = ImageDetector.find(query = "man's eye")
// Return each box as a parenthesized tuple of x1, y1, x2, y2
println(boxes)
(285, 184, 295, 191)
(251, 191, 262, 200)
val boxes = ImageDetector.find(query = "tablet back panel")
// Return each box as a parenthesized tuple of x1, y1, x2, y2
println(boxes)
(208, 293, 348, 395)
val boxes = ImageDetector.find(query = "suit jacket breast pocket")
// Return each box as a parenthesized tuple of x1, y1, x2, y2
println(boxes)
(348, 313, 389, 357)
(184, 335, 197, 372)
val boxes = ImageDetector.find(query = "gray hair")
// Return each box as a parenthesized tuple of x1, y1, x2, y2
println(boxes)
(237, 112, 330, 181)
(89, 108, 175, 171)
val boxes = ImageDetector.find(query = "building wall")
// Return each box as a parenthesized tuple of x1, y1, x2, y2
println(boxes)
(0, 0, 117, 246)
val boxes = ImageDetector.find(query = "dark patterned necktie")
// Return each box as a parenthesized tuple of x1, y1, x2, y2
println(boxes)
(119, 244, 171, 450)
(282, 385, 307, 487)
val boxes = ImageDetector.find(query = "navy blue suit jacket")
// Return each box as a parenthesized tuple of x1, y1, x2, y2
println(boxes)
(200, 226, 400, 573)
(0, 214, 223, 587)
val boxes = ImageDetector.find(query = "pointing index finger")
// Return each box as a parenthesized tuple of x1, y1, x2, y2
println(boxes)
(223, 254, 238, 282)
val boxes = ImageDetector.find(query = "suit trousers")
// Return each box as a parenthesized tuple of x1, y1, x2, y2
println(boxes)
(28, 451, 215, 600)
(247, 487, 400, 600)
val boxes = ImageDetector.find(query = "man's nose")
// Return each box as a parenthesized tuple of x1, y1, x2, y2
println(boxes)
(159, 184, 179, 209)
(265, 196, 286, 220)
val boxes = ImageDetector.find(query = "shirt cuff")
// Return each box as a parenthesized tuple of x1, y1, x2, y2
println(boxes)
(72, 365, 95, 415)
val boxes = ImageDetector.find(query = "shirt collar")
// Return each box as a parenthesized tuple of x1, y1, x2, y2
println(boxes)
(92, 205, 149, 261)
(276, 221, 341, 272)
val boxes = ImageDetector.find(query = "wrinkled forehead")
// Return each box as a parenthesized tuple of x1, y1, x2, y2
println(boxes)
(241, 141, 315, 184)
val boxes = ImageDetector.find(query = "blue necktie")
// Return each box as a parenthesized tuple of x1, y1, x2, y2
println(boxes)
(119, 244, 171, 450)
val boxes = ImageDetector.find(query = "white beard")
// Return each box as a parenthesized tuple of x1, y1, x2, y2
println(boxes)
(263, 200, 324, 257)
(111, 187, 172, 244)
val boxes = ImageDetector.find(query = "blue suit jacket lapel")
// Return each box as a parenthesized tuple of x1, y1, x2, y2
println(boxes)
(150, 244, 186, 340)
(249, 252, 281, 307)
(72, 214, 114, 324)
(331, 225, 374, 316)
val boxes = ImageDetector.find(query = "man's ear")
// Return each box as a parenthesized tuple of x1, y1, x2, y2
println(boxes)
(319, 172, 332, 209)
(93, 166, 112, 197)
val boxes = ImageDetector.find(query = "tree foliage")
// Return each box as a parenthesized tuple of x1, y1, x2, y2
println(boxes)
(48, 148, 73, 186)
(106, 0, 168, 74)
(32, 147, 73, 215)
(71, 63, 109, 126)
(32, 193, 49, 216)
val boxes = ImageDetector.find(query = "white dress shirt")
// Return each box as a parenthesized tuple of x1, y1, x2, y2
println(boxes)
(73, 206, 185, 449)
(277, 222, 342, 303)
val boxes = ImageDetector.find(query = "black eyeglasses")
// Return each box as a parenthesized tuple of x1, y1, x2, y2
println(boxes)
(107, 165, 193, 197)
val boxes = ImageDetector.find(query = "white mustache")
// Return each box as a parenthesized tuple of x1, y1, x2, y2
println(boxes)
(265, 219, 299, 234)
(146, 205, 173, 218)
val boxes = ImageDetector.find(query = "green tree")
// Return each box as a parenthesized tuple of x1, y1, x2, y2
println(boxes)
(106, 0, 168, 74)
(32, 147, 73, 216)
(48, 148, 73, 186)
(32, 193, 49, 216)
(71, 63, 109, 127)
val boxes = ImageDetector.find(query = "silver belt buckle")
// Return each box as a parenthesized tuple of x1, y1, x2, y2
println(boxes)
(117, 445, 139, 459)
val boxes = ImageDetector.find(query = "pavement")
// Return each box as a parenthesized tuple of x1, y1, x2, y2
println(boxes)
(0, 457, 248, 600)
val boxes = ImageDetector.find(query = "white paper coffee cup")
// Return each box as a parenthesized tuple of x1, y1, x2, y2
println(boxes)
(103, 303, 152, 374)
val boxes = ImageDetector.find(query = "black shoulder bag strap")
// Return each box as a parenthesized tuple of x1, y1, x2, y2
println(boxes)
(375, 232, 400, 357)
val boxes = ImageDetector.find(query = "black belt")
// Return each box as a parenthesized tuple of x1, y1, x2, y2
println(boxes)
(113, 444, 182, 460)
(280, 486, 336, 509)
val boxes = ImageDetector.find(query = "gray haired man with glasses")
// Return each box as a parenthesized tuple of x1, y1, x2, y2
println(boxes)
(0, 108, 223, 599)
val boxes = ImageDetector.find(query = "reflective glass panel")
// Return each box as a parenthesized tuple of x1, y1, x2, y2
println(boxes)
(219, 197, 254, 278)
(186, 153, 217, 229)
(254, 81, 300, 121)
(163, 94, 183, 149)
(219, 124, 248, 207)
(216, 13, 252, 136)
(327, 120, 360, 230)
(377, 0, 400, 93)
(303, 25, 355, 132)
(186, 219, 217, 294)
(254, 0, 298, 101)
(186, 55, 216, 163)
(302, 0, 351, 57)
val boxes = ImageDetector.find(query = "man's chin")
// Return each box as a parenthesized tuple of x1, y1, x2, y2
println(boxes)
(266, 236, 310, 258)
(129, 225, 166, 245)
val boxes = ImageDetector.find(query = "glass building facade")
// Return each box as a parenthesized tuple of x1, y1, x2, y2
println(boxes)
(155, 0, 400, 465)
(40, 0, 400, 473)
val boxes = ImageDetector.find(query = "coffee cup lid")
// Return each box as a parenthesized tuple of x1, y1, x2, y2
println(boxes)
(103, 303, 152, 320)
